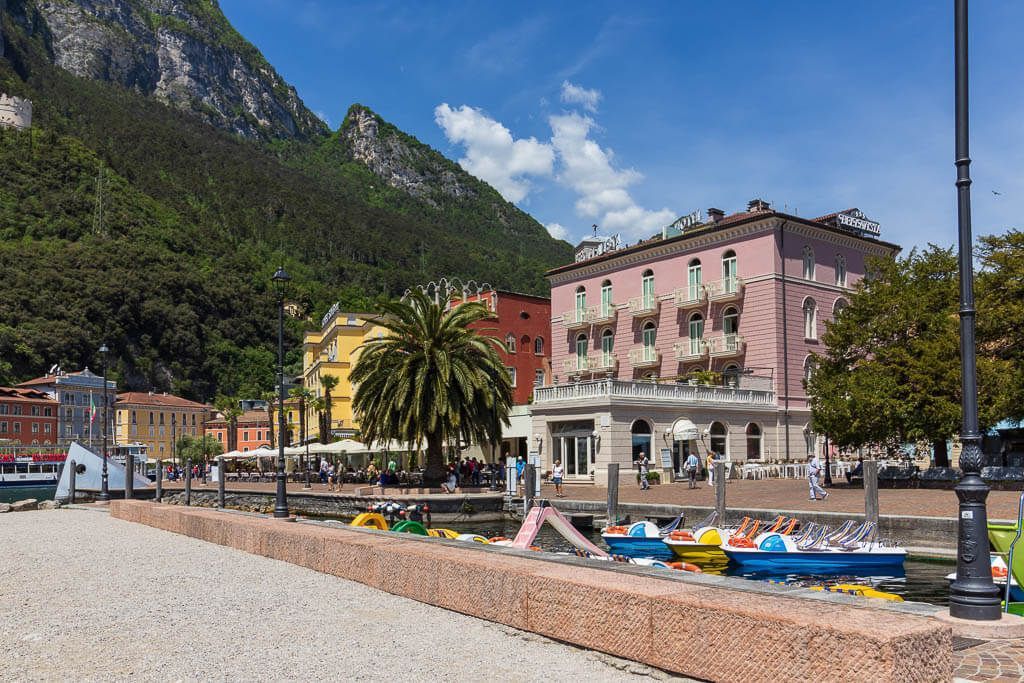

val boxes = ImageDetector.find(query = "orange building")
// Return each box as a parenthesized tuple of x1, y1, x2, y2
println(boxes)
(0, 387, 58, 446)
(206, 410, 271, 452)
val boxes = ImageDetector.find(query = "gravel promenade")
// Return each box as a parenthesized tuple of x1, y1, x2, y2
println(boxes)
(0, 509, 683, 682)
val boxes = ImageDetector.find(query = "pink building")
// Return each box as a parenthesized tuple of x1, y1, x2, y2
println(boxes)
(531, 200, 900, 485)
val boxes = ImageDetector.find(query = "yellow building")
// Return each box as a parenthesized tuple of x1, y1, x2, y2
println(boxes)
(115, 392, 211, 460)
(298, 306, 385, 440)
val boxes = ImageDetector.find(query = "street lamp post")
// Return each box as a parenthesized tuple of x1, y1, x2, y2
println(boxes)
(272, 266, 291, 519)
(948, 0, 1001, 621)
(97, 344, 110, 502)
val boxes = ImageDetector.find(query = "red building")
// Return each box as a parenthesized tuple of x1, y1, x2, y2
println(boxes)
(0, 387, 59, 446)
(450, 289, 552, 405)
(206, 409, 271, 452)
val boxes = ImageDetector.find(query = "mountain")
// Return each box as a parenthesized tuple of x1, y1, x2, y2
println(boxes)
(0, 0, 571, 401)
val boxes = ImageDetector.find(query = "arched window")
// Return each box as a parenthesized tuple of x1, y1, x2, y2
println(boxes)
(802, 245, 816, 280)
(723, 362, 741, 386)
(722, 306, 739, 337)
(521, 335, 530, 351)
(601, 328, 614, 365)
(600, 279, 613, 318)
(722, 250, 738, 293)
(803, 355, 816, 388)
(575, 285, 586, 312)
(833, 298, 848, 317)
(803, 298, 818, 340)
(687, 258, 702, 301)
(534, 337, 544, 355)
(688, 312, 704, 355)
(804, 427, 816, 455)
(709, 421, 728, 458)
(746, 423, 762, 460)
(641, 320, 657, 362)
(641, 269, 655, 309)
(631, 419, 653, 463)
(835, 254, 847, 287)
(575, 333, 588, 370)
(506, 333, 516, 353)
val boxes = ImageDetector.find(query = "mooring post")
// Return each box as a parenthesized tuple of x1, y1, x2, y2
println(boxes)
(715, 461, 726, 524)
(68, 460, 76, 504)
(185, 462, 192, 506)
(864, 459, 879, 527)
(606, 463, 620, 525)
(124, 452, 134, 500)
(155, 459, 163, 503)
(217, 455, 226, 509)
(523, 464, 536, 514)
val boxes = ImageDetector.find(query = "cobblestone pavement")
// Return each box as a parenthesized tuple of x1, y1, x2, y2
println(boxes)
(954, 638, 1024, 681)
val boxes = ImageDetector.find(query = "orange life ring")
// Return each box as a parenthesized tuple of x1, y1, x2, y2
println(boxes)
(668, 530, 694, 541)
(604, 526, 628, 535)
(528, 545, 542, 552)
(993, 566, 1009, 579)
(667, 561, 703, 573)
(488, 536, 509, 543)
(728, 536, 756, 548)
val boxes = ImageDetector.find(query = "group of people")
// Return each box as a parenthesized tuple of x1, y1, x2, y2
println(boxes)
(164, 463, 205, 481)
(632, 450, 722, 490)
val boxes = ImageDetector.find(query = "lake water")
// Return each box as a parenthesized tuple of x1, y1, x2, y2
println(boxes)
(0, 486, 56, 505)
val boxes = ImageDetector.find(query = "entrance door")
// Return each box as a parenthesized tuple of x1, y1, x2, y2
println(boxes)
(671, 439, 691, 477)
(574, 436, 590, 477)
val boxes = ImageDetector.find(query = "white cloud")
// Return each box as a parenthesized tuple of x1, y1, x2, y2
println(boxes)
(315, 110, 331, 127)
(560, 80, 602, 112)
(545, 222, 569, 240)
(434, 103, 554, 203)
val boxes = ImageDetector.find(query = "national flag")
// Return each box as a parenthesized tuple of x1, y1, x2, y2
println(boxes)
(89, 393, 97, 423)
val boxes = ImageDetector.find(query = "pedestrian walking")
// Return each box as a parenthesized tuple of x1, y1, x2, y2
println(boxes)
(638, 451, 650, 490)
(684, 452, 700, 489)
(808, 454, 829, 501)
(552, 459, 564, 497)
(706, 452, 716, 487)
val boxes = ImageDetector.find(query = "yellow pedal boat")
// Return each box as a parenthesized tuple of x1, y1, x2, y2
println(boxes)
(662, 527, 728, 563)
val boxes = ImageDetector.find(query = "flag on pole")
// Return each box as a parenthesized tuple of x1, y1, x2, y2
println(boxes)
(89, 392, 97, 423)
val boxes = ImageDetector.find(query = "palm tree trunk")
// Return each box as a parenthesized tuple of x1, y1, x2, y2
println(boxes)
(424, 431, 446, 487)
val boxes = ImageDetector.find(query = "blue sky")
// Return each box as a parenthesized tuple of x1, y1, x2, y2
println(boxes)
(221, 1, 1024, 250)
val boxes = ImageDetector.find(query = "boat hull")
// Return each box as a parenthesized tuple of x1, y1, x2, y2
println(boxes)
(602, 536, 674, 560)
(0, 479, 58, 488)
(724, 547, 906, 571)
(663, 541, 726, 563)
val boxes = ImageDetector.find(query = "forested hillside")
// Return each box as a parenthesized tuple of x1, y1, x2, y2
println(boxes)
(0, 1, 571, 400)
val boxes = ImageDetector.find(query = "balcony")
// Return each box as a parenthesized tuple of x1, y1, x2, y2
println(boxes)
(591, 303, 617, 325)
(589, 353, 619, 372)
(562, 308, 592, 330)
(562, 356, 592, 375)
(627, 295, 660, 318)
(707, 334, 746, 358)
(673, 285, 706, 309)
(533, 378, 776, 408)
(673, 339, 708, 361)
(706, 276, 745, 302)
(628, 347, 661, 368)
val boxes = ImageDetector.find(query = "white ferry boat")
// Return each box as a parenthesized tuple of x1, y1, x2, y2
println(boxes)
(0, 453, 66, 488)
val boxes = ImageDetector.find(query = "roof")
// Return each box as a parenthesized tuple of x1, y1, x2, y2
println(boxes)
(17, 368, 109, 387)
(115, 392, 209, 410)
(207, 409, 269, 426)
(546, 207, 901, 277)
(0, 387, 58, 403)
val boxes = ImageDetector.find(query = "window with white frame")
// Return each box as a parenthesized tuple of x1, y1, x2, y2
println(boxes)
(833, 297, 848, 318)
(600, 280, 613, 318)
(506, 334, 516, 353)
(575, 334, 588, 370)
(641, 321, 657, 361)
(641, 269, 655, 309)
(802, 245, 816, 280)
(687, 259, 702, 301)
(534, 369, 545, 387)
(803, 298, 818, 340)
(803, 356, 816, 387)
(534, 337, 544, 355)
(804, 427, 816, 455)
(601, 328, 614, 365)
(688, 312, 704, 355)
(506, 367, 517, 387)
(722, 250, 738, 292)
(835, 254, 847, 287)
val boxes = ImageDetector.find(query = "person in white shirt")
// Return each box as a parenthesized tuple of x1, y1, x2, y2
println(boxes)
(637, 451, 650, 491)
(552, 459, 564, 498)
(808, 454, 829, 501)
(684, 452, 700, 489)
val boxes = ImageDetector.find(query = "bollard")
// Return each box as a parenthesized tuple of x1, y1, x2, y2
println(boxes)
(185, 462, 192, 506)
(864, 459, 879, 527)
(523, 464, 536, 514)
(715, 461, 727, 524)
(606, 463, 620, 524)
(155, 459, 163, 503)
(124, 452, 134, 500)
(217, 456, 226, 509)
(68, 460, 76, 504)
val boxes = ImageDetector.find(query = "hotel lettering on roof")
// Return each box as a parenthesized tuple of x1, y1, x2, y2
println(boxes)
(531, 200, 899, 486)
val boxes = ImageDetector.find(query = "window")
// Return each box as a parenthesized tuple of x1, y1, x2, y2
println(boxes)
(506, 367, 517, 387)
(600, 280, 613, 318)
(722, 250, 738, 292)
(243, 431, 249, 441)
(506, 334, 516, 353)
(12, 405, 22, 415)
(804, 428, 816, 456)
(534, 337, 544, 355)
(601, 328, 614, 365)
(149, 412, 154, 425)
(641, 269, 655, 309)
(641, 321, 657, 361)
(575, 334, 588, 370)
(534, 369, 545, 387)
(631, 419, 653, 464)
(521, 335, 530, 351)
(31, 406, 40, 416)
(802, 245, 816, 280)
(32, 423, 39, 433)
(709, 421, 728, 458)
(688, 312, 704, 355)
(0, 422, 6, 433)
(44, 407, 51, 417)
(13, 423, 20, 433)
(835, 254, 847, 287)
(159, 412, 165, 425)
(746, 424, 762, 460)
(191, 414, 197, 426)
(722, 363, 741, 386)
(722, 306, 739, 337)
(803, 298, 818, 340)
(575, 286, 586, 312)
(687, 259, 702, 301)
(833, 298, 848, 317)
(44, 424, 51, 433)
(131, 411, 136, 425)
(803, 356, 816, 388)
(0, 405, 6, 415)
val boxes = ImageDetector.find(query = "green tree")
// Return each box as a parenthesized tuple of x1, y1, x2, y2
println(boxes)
(350, 290, 511, 486)
(289, 385, 313, 474)
(310, 395, 326, 444)
(977, 230, 1024, 425)
(807, 246, 1002, 466)
(320, 374, 339, 443)
(175, 433, 223, 465)
(213, 395, 242, 452)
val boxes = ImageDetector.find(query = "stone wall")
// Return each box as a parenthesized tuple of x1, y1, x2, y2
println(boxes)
(111, 500, 952, 682)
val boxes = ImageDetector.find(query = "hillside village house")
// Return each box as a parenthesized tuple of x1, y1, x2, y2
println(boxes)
(114, 392, 211, 461)
(531, 200, 900, 486)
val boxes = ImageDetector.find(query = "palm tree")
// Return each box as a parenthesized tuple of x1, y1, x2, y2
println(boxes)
(289, 386, 313, 485)
(320, 374, 340, 442)
(260, 390, 277, 447)
(310, 396, 327, 444)
(351, 290, 512, 486)
(213, 395, 242, 452)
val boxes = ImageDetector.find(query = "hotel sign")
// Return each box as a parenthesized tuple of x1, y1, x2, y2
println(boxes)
(574, 233, 622, 263)
(835, 209, 880, 237)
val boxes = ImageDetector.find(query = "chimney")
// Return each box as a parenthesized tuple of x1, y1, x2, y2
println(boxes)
(747, 198, 770, 213)
(707, 208, 725, 223)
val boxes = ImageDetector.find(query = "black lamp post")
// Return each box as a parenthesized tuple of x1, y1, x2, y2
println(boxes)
(272, 266, 291, 519)
(823, 434, 833, 487)
(948, 0, 1001, 621)
(97, 344, 111, 502)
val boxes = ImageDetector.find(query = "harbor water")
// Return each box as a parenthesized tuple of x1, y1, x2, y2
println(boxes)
(0, 486, 56, 505)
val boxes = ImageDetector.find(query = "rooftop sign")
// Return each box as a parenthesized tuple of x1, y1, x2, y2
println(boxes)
(574, 234, 622, 263)
(833, 209, 880, 237)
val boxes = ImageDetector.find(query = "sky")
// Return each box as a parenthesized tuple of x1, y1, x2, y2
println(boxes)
(220, 1, 1024, 250)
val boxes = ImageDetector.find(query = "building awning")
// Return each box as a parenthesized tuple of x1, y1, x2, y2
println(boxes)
(670, 418, 699, 441)
(502, 411, 532, 440)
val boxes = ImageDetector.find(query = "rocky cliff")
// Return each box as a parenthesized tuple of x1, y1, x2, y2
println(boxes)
(15, 0, 326, 140)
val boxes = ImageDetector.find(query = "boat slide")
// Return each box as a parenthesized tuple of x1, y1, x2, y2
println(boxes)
(509, 501, 608, 557)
